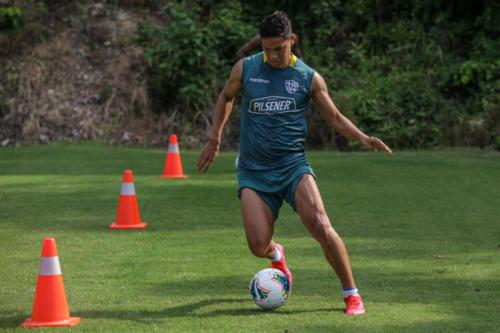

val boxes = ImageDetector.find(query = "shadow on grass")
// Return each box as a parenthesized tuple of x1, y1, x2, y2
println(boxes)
(78, 298, 341, 323)
(0, 299, 341, 329)
(0, 183, 239, 232)
(0, 312, 29, 329)
(0, 144, 238, 176)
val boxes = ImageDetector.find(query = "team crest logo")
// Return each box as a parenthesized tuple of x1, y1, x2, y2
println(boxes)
(285, 80, 299, 94)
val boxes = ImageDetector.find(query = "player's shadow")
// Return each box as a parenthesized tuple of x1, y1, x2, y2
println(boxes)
(195, 305, 343, 318)
(78, 298, 342, 323)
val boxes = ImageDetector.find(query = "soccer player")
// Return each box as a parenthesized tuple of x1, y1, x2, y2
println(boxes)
(197, 11, 392, 315)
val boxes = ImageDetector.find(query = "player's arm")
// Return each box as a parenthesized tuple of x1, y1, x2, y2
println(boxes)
(311, 73, 392, 154)
(235, 35, 261, 60)
(197, 60, 244, 173)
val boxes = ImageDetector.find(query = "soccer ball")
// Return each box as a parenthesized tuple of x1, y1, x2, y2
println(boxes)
(249, 268, 290, 310)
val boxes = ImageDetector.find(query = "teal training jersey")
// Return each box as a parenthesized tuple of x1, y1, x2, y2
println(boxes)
(238, 52, 315, 173)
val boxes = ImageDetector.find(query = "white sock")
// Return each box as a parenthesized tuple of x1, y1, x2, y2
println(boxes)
(270, 247, 282, 262)
(343, 288, 359, 298)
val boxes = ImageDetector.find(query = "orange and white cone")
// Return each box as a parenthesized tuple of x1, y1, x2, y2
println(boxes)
(161, 134, 187, 178)
(109, 170, 147, 229)
(23, 237, 80, 328)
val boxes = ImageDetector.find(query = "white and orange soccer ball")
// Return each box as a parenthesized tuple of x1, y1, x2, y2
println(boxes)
(249, 268, 290, 310)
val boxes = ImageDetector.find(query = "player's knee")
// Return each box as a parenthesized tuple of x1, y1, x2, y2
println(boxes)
(313, 222, 333, 242)
(310, 212, 334, 242)
(247, 239, 271, 258)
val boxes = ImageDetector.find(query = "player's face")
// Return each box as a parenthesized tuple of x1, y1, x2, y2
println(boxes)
(261, 37, 292, 68)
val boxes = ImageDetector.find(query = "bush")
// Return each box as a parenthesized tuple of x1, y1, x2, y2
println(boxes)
(138, 1, 254, 117)
(138, 0, 500, 150)
(0, 6, 24, 31)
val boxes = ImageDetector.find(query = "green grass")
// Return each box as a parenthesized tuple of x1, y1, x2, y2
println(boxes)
(1, 143, 499, 333)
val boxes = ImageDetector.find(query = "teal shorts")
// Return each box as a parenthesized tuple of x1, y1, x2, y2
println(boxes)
(237, 164, 315, 219)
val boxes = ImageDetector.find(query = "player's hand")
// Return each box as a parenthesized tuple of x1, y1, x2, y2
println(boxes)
(361, 136, 393, 154)
(197, 138, 220, 173)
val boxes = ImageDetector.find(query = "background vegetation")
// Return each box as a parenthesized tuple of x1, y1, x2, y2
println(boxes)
(137, 0, 500, 150)
(1, 0, 499, 150)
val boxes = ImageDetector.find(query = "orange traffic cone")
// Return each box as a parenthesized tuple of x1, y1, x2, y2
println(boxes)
(109, 170, 147, 229)
(161, 134, 187, 178)
(23, 238, 80, 328)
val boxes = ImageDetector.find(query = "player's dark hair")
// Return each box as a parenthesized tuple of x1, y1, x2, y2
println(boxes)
(259, 11, 292, 39)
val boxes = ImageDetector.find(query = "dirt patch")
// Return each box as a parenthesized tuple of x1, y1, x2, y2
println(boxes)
(0, 2, 183, 148)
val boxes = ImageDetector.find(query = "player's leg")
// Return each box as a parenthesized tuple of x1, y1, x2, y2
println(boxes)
(294, 175, 355, 287)
(240, 188, 292, 287)
(240, 188, 276, 258)
(294, 174, 364, 314)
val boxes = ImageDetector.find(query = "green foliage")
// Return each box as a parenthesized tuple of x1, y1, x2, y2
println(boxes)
(301, 0, 500, 149)
(0, 1, 50, 55)
(0, 6, 24, 31)
(138, 0, 254, 120)
(137, 0, 499, 149)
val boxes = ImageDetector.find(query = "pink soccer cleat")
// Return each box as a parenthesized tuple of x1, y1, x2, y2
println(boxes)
(271, 243, 293, 291)
(344, 294, 366, 315)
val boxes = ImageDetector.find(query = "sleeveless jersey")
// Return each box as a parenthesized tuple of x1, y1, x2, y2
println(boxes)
(238, 52, 315, 173)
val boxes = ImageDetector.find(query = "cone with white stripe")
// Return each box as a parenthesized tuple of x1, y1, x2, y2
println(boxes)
(23, 237, 80, 328)
(110, 169, 147, 229)
(161, 134, 187, 178)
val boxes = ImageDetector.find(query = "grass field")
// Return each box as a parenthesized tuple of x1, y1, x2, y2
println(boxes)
(0, 143, 499, 333)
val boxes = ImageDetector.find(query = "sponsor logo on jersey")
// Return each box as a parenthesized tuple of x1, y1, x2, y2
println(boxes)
(249, 77, 270, 84)
(249, 96, 297, 114)
(285, 80, 299, 94)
